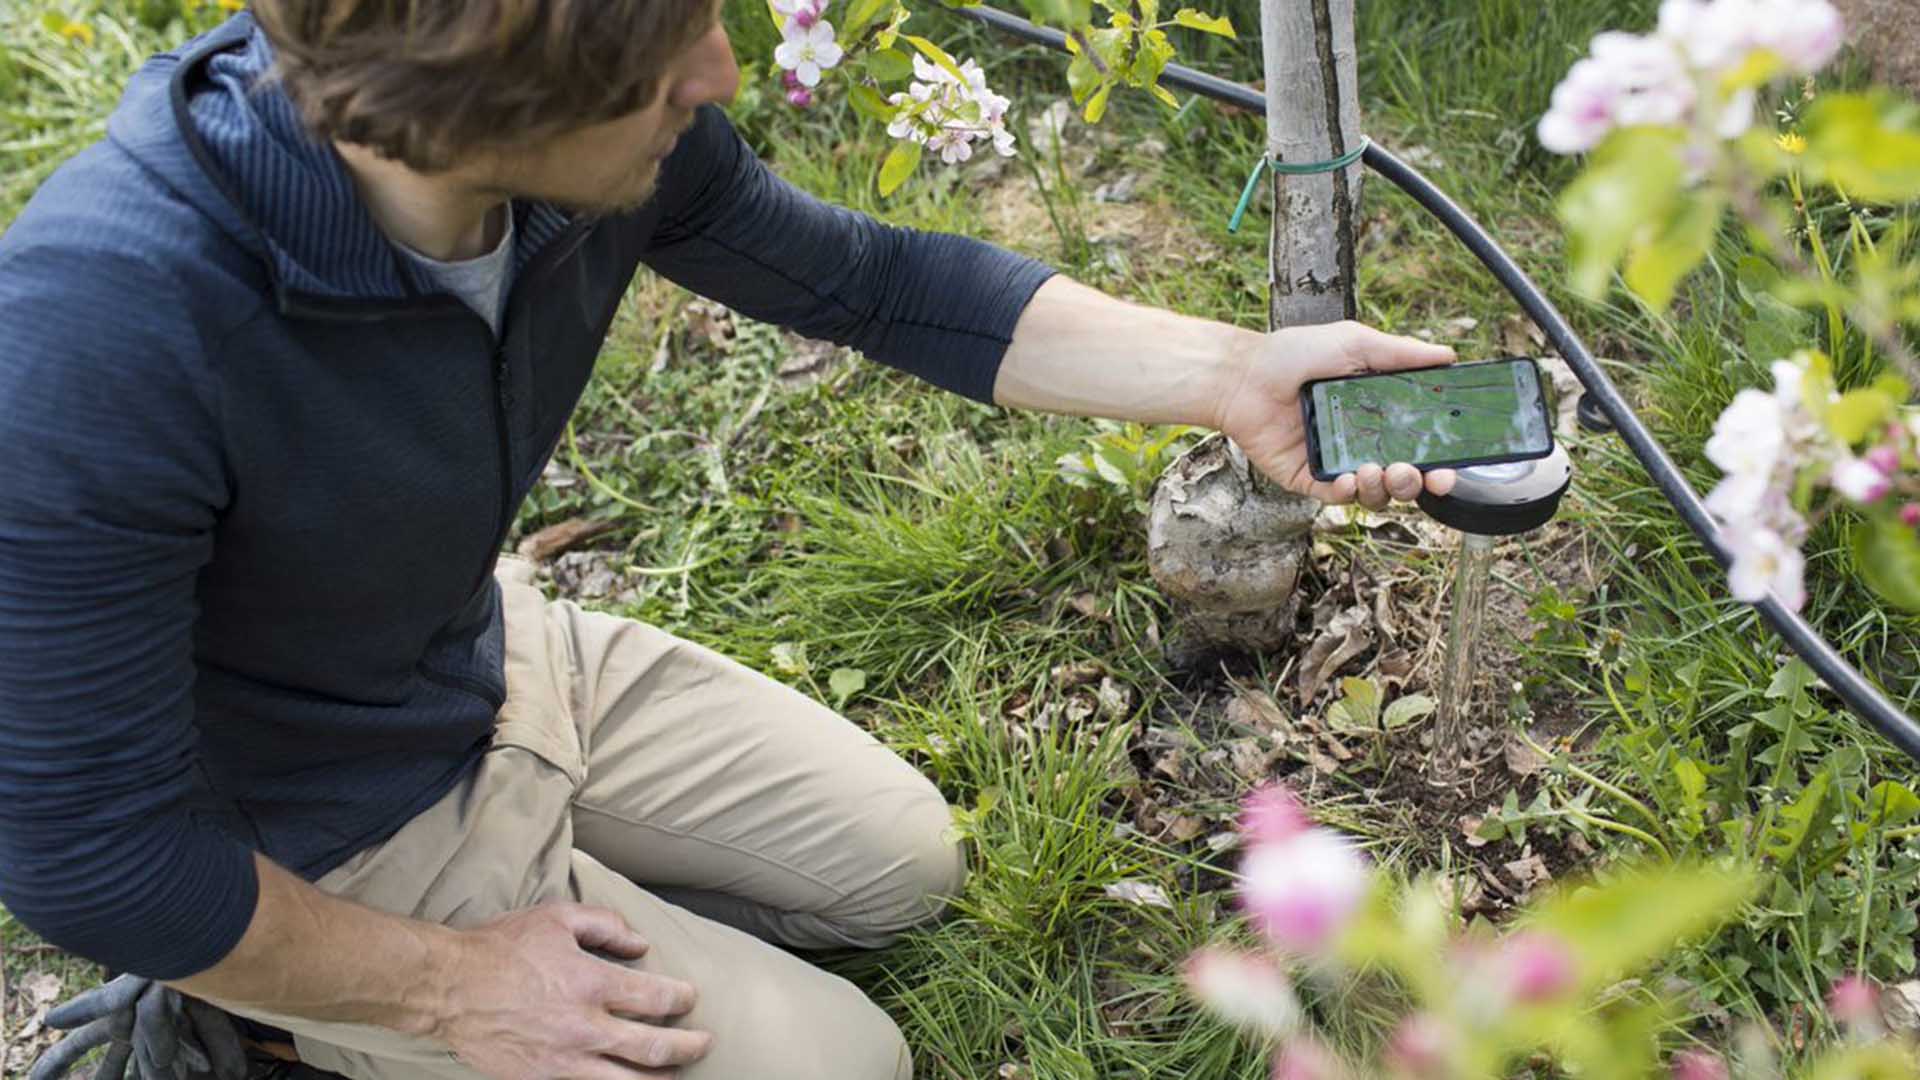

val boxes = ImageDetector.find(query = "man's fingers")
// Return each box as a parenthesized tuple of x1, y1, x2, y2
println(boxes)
(183, 1000, 248, 1080)
(94, 1038, 135, 1080)
(1384, 463, 1424, 502)
(1355, 464, 1390, 510)
(603, 969, 698, 1020)
(132, 984, 178, 1080)
(28, 1017, 111, 1080)
(1344, 323, 1455, 373)
(45, 976, 148, 1030)
(1423, 468, 1457, 496)
(601, 1022, 714, 1072)
(558, 904, 650, 960)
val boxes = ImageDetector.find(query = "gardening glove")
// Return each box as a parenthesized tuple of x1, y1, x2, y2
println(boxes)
(28, 975, 247, 1080)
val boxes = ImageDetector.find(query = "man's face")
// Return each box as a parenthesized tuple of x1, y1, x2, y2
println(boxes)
(484, 18, 741, 214)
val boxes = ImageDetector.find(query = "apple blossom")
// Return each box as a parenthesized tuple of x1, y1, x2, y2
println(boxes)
(787, 87, 815, 109)
(1541, 0, 1844, 157)
(1670, 1049, 1730, 1080)
(1271, 1039, 1341, 1080)
(1703, 389, 1786, 480)
(774, 19, 843, 88)
(1756, 0, 1845, 73)
(1384, 1014, 1449, 1077)
(1902, 503, 1920, 528)
(1866, 445, 1901, 475)
(1833, 456, 1893, 504)
(1497, 931, 1577, 1002)
(1829, 974, 1881, 1030)
(1184, 947, 1302, 1036)
(884, 54, 1018, 164)
(1238, 827, 1370, 955)
(1240, 784, 1310, 845)
(1726, 526, 1806, 610)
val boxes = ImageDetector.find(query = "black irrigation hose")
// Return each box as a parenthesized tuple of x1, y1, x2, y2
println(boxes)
(958, 3, 1920, 763)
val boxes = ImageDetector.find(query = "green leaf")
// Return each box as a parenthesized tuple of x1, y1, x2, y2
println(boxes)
(1827, 385, 1899, 443)
(874, 5, 911, 49)
(1762, 769, 1834, 865)
(1765, 659, 1814, 702)
(1558, 128, 1688, 300)
(877, 139, 922, 197)
(1326, 677, 1380, 731)
(1019, 0, 1091, 25)
(1150, 82, 1179, 109)
(864, 47, 914, 82)
(1623, 190, 1725, 312)
(1673, 758, 1707, 802)
(1082, 81, 1114, 124)
(1066, 52, 1099, 105)
(1866, 781, 1920, 829)
(848, 84, 895, 122)
(828, 667, 867, 704)
(1381, 694, 1436, 730)
(1171, 8, 1235, 37)
(1853, 517, 1920, 613)
(1530, 864, 1757, 992)
(1802, 92, 1920, 203)
(842, 0, 894, 36)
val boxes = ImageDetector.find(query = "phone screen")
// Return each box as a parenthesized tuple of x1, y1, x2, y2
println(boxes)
(1309, 360, 1551, 476)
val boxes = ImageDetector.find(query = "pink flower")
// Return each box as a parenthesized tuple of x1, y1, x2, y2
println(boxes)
(1670, 1049, 1730, 1080)
(1241, 784, 1311, 846)
(1866, 445, 1902, 476)
(1184, 947, 1300, 1037)
(1829, 974, 1880, 1028)
(1591, 32, 1695, 127)
(1384, 1014, 1449, 1077)
(1902, 503, 1920, 528)
(1498, 931, 1577, 1002)
(1238, 829, 1370, 956)
(1757, 0, 1845, 73)
(1272, 1038, 1341, 1080)
(1539, 59, 1621, 154)
(1832, 457, 1893, 504)
(786, 87, 814, 109)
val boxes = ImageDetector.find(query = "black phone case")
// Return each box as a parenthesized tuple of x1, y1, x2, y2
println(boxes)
(1301, 356, 1556, 482)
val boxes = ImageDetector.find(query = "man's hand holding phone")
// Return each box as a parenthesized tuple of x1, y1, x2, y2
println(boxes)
(1213, 320, 1460, 509)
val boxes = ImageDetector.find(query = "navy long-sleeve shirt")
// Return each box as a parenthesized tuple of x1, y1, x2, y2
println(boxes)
(0, 15, 1053, 978)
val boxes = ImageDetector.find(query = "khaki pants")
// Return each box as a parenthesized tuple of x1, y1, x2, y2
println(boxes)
(234, 568, 963, 1079)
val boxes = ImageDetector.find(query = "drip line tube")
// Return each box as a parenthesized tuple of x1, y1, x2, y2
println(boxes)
(957, 3, 1920, 762)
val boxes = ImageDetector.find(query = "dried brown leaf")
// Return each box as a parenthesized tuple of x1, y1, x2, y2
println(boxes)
(1458, 813, 1492, 849)
(1504, 731, 1549, 777)
(1104, 880, 1174, 909)
(1224, 691, 1291, 739)
(1050, 660, 1105, 690)
(516, 517, 615, 563)
(1504, 853, 1552, 896)
(1296, 605, 1374, 705)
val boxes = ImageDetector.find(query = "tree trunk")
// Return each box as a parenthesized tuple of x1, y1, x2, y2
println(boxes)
(1146, 0, 1361, 656)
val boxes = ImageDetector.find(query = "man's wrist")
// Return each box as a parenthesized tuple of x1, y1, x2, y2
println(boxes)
(1201, 324, 1265, 433)
(390, 922, 470, 1041)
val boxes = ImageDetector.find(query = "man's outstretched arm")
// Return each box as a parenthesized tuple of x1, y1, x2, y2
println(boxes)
(993, 276, 1461, 508)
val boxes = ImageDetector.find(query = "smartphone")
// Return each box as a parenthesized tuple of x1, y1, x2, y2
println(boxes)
(1301, 357, 1554, 482)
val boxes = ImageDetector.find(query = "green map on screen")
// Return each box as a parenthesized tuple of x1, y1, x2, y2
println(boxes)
(1311, 361, 1550, 476)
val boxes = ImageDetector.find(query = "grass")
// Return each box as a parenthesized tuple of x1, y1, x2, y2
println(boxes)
(5, 0, 1920, 1075)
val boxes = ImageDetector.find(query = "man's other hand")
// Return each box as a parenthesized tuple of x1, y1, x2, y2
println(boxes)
(30, 974, 247, 1080)
(440, 903, 711, 1080)
(1214, 320, 1460, 509)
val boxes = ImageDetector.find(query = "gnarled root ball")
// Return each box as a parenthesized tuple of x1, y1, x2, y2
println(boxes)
(1146, 434, 1316, 659)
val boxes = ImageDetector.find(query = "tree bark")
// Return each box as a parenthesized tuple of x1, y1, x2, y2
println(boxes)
(1146, 0, 1361, 656)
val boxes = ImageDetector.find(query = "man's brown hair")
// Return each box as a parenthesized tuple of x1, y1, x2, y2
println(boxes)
(251, 0, 716, 172)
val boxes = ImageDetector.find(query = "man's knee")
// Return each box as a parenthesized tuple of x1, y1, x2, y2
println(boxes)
(832, 785, 967, 946)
